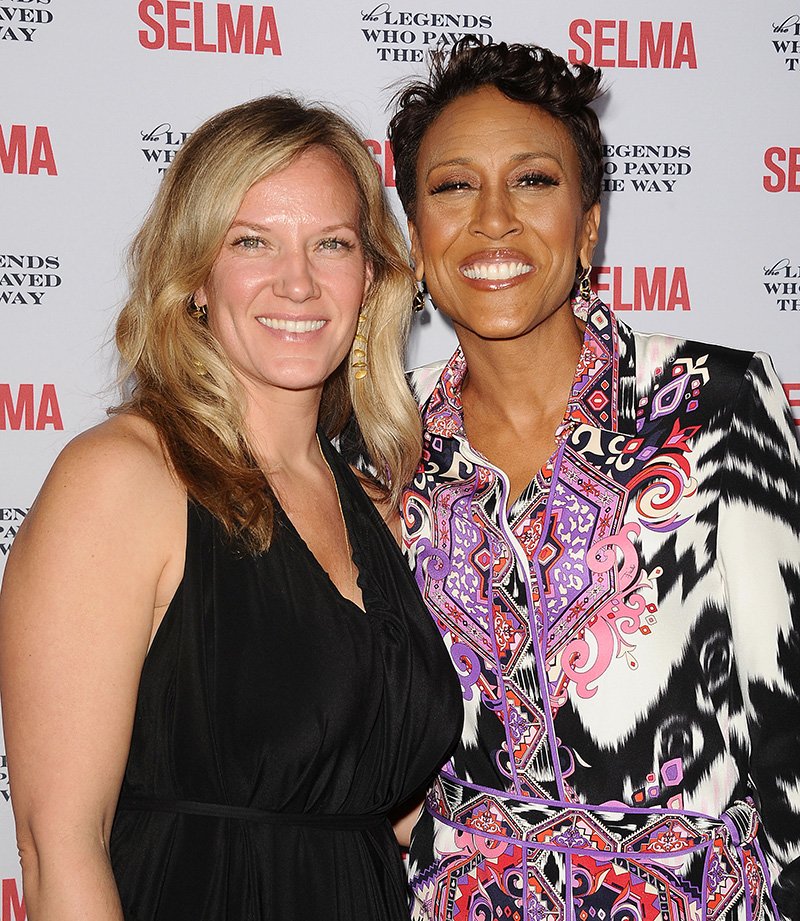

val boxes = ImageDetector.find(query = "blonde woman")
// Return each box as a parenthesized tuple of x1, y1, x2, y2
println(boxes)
(0, 96, 461, 921)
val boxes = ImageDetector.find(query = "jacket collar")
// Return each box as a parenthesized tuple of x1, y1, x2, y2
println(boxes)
(422, 293, 629, 442)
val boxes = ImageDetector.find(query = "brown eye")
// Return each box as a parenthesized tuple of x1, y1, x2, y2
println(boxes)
(516, 172, 559, 188)
(430, 179, 473, 194)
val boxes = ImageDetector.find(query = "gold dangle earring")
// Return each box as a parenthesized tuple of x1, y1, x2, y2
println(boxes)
(351, 313, 368, 381)
(578, 264, 592, 302)
(188, 296, 207, 322)
(187, 296, 209, 376)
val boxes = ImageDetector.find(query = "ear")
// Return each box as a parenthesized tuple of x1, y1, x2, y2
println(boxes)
(408, 220, 425, 282)
(193, 285, 207, 307)
(360, 258, 374, 303)
(579, 202, 601, 269)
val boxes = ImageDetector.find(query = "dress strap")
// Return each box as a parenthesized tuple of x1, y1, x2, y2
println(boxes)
(117, 795, 386, 830)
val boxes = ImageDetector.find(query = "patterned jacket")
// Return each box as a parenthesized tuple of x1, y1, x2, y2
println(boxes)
(403, 294, 800, 921)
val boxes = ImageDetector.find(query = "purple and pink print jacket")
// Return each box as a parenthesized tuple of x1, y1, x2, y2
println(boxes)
(402, 294, 800, 921)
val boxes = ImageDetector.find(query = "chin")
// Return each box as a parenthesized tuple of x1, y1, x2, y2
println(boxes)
(235, 361, 329, 395)
(458, 320, 535, 342)
(268, 373, 330, 393)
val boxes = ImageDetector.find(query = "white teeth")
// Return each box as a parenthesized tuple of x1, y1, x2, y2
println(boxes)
(257, 317, 326, 332)
(462, 262, 533, 281)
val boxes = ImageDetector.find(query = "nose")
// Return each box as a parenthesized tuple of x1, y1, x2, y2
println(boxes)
(273, 248, 319, 302)
(468, 185, 522, 239)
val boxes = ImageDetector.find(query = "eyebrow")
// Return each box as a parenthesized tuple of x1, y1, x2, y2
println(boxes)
(228, 220, 359, 234)
(424, 151, 564, 181)
(228, 221, 270, 233)
(509, 151, 564, 166)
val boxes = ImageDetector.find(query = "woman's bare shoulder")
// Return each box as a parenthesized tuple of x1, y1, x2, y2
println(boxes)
(0, 411, 188, 642)
(48, 413, 179, 495)
(25, 413, 185, 542)
(62, 412, 168, 469)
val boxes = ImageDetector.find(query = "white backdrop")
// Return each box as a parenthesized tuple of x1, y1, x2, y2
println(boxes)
(1, 1, 799, 911)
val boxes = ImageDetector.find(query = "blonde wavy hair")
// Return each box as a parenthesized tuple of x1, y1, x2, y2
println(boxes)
(114, 95, 420, 551)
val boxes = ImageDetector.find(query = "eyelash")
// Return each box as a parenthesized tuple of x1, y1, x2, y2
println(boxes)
(318, 237, 354, 251)
(430, 179, 471, 194)
(517, 171, 559, 188)
(429, 172, 559, 195)
(230, 236, 354, 251)
(232, 235, 263, 249)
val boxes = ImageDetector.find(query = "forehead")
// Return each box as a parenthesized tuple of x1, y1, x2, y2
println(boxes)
(418, 86, 579, 173)
(236, 147, 361, 220)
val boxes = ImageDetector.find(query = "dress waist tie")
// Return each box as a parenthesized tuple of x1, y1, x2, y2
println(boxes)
(426, 770, 779, 921)
(117, 795, 386, 830)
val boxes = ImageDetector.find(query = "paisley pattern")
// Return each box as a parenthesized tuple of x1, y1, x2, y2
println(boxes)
(403, 294, 800, 921)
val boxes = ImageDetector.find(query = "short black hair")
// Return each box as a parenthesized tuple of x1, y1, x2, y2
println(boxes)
(388, 37, 604, 218)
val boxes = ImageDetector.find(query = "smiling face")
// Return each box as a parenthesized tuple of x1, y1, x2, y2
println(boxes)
(409, 86, 600, 347)
(195, 147, 371, 402)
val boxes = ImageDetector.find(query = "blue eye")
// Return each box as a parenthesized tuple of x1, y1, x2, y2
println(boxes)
(319, 237, 354, 251)
(233, 236, 263, 249)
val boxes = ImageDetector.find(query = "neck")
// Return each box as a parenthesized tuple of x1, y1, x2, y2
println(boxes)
(239, 378, 326, 475)
(458, 303, 584, 425)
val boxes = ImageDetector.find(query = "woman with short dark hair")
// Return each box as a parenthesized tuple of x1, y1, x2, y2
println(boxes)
(389, 38, 800, 921)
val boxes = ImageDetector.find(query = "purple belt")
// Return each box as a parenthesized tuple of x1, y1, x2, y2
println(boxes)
(424, 770, 779, 921)
(427, 770, 760, 857)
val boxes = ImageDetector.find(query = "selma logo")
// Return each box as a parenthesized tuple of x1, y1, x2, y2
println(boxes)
(0, 125, 56, 175)
(772, 15, 800, 71)
(0, 509, 28, 557)
(568, 20, 697, 69)
(365, 139, 394, 187)
(138, 1, 281, 54)
(0, 384, 63, 431)
(592, 266, 690, 312)
(784, 384, 800, 426)
(0, 254, 61, 306)
(0, 0, 53, 43)
(0, 877, 24, 921)
(763, 147, 800, 191)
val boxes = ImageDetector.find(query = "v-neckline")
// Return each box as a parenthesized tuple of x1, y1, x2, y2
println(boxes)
(277, 437, 367, 616)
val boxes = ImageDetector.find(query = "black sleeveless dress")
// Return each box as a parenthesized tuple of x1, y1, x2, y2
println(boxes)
(109, 436, 462, 920)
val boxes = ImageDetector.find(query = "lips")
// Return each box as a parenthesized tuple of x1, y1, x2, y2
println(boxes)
(459, 250, 534, 284)
(256, 317, 326, 333)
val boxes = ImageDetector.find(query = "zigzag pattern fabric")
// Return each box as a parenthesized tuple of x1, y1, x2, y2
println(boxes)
(403, 294, 800, 921)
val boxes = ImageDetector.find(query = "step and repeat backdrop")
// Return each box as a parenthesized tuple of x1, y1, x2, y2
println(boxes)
(1, 0, 799, 910)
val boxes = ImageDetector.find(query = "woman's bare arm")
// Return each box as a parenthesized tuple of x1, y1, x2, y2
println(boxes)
(392, 799, 424, 848)
(0, 416, 185, 921)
